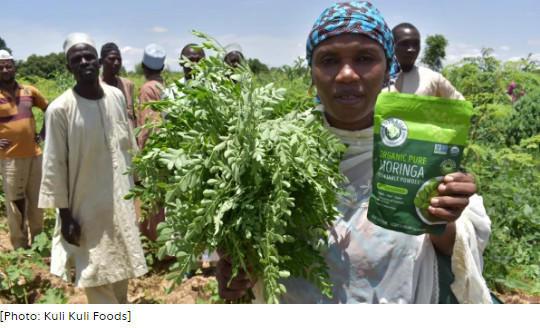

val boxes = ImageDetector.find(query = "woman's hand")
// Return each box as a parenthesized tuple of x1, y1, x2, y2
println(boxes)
(428, 172, 476, 222)
(216, 250, 256, 301)
(428, 172, 476, 256)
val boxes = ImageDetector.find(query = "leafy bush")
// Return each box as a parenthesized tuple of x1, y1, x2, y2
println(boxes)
(0, 216, 64, 303)
(256, 59, 314, 118)
(506, 90, 540, 146)
(129, 33, 345, 303)
(464, 139, 540, 294)
(468, 103, 511, 146)
(16, 52, 68, 80)
(0, 247, 43, 303)
(450, 51, 540, 295)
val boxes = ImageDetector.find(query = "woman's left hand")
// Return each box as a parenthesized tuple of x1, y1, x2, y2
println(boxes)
(428, 172, 476, 222)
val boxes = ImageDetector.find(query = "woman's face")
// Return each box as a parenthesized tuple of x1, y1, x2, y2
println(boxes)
(311, 34, 388, 130)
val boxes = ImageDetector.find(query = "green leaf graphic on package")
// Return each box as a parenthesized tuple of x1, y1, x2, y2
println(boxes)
(414, 177, 444, 224)
(386, 124, 401, 140)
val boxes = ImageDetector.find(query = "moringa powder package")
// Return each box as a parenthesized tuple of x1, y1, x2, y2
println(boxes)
(367, 92, 473, 235)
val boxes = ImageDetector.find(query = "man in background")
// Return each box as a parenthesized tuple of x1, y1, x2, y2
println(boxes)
(0, 49, 47, 249)
(391, 23, 464, 100)
(100, 42, 136, 128)
(163, 43, 206, 101)
(180, 43, 205, 81)
(39, 33, 147, 303)
(137, 43, 166, 148)
(224, 43, 244, 68)
(137, 44, 166, 241)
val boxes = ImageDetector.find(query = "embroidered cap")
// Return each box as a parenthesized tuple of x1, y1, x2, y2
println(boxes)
(0, 50, 13, 60)
(142, 44, 166, 70)
(63, 32, 96, 54)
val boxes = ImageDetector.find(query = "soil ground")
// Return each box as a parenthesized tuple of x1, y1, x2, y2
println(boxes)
(0, 217, 537, 304)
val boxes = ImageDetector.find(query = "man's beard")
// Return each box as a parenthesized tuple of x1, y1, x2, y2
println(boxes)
(0, 76, 15, 84)
(76, 67, 99, 84)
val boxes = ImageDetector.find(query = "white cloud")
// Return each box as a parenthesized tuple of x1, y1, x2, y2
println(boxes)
(151, 26, 168, 33)
(528, 39, 540, 46)
(214, 33, 306, 68)
(444, 42, 482, 64)
(506, 53, 540, 62)
(119, 46, 144, 71)
(507, 56, 522, 61)
(499, 45, 511, 51)
(2, 20, 66, 60)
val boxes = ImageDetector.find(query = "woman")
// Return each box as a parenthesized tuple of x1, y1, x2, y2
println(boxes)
(217, 1, 492, 303)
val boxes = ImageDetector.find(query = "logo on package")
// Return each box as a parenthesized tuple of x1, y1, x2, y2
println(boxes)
(381, 118, 408, 147)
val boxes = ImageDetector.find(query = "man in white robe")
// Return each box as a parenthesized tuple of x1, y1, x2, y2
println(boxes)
(387, 22, 491, 303)
(390, 23, 464, 100)
(38, 33, 147, 304)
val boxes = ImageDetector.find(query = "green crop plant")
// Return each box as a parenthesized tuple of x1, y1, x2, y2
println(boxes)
(128, 32, 346, 303)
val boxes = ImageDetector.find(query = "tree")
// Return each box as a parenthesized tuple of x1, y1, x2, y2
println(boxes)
(17, 52, 67, 79)
(0, 37, 12, 54)
(247, 58, 270, 74)
(421, 34, 448, 72)
(133, 63, 144, 75)
(279, 57, 310, 81)
(519, 53, 540, 72)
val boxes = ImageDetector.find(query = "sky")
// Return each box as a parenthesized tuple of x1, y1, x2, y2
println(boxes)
(3, 0, 539, 71)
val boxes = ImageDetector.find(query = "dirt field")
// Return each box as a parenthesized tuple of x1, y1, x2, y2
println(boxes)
(0, 217, 217, 304)
(0, 218, 537, 304)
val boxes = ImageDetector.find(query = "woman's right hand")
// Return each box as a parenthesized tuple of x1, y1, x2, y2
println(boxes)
(216, 251, 256, 301)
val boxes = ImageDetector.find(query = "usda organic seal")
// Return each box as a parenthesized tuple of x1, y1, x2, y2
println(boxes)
(381, 118, 408, 147)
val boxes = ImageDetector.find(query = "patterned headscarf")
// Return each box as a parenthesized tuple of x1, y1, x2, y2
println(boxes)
(306, 1, 400, 78)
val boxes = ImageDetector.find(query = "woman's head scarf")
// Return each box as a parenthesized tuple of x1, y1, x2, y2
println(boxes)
(306, 1, 400, 79)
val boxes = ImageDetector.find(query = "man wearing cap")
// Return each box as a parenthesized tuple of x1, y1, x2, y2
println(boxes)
(38, 33, 147, 303)
(137, 43, 166, 148)
(0, 49, 48, 249)
(100, 42, 136, 128)
(136, 44, 167, 241)
(390, 23, 464, 99)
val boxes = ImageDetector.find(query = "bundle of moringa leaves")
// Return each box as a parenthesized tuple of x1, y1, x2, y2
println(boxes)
(129, 32, 346, 303)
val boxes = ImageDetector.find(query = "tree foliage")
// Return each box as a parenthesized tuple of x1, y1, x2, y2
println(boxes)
(446, 51, 540, 295)
(421, 34, 448, 72)
(0, 37, 11, 54)
(16, 52, 67, 80)
(506, 90, 540, 146)
(247, 58, 270, 74)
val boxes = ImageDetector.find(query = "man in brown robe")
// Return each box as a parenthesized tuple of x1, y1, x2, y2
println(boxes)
(137, 43, 167, 241)
(137, 43, 166, 148)
(100, 42, 136, 128)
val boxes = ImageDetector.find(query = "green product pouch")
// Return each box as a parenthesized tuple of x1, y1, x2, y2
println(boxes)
(367, 93, 473, 235)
